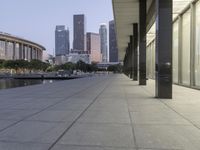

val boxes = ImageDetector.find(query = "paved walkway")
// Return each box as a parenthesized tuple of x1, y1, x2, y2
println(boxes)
(0, 74, 200, 150)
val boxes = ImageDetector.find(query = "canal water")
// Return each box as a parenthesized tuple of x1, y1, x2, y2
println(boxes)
(0, 79, 54, 90)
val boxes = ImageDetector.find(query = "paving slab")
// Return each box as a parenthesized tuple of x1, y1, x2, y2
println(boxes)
(0, 74, 200, 150)
(57, 123, 135, 148)
(0, 109, 39, 120)
(0, 120, 16, 131)
(27, 110, 82, 122)
(0, 121, 71, 143)
(130, 110, 190, 125)
(78, 109, 130, 124)
(134, 124, 200, 150)
(0, 142, 50, 150)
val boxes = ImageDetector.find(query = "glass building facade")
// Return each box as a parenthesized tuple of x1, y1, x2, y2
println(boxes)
(99, 24, 108, 62)
(147, 0, 200, 89)
(55, 25, 70, 56)
(109, 20, 118, 62)
(73, 14, 85, 51)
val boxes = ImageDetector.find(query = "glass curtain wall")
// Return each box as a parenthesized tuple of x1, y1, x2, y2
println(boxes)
(173, 20, 179, 83)
(147, 45, 151, 78)
(152, 41, 155, 79)
(146, 1, 200, 89)
(146, 40, 155, 79)
(181, 10, 191, 85)
(195, 1, 200, 86)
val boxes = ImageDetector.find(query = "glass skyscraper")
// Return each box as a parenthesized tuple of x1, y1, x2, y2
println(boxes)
(73, 14, 85, 51)
(109, 20, 118, 62)
(99, 24, 108, 62)
(55, 25, 70, 56)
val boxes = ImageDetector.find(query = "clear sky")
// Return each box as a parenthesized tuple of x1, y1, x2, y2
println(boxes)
(0, 0, 113, 55)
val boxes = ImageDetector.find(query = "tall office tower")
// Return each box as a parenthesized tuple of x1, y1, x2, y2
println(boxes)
(99, 23, 108, 62)
(109, 20, 118, 62)
(86, 32, 102, 63)
(55, 25, 70, 56)
(73, 14, 85, 51)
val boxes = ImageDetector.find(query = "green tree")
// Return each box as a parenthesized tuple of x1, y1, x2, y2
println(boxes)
(29, 59, 50, 71)
(0, 59, 5, 69)
(76, 60, 87, 72)
(15, 60, 29, 71)
(3, 60, 14, 69)
(107, 64, 122, 73)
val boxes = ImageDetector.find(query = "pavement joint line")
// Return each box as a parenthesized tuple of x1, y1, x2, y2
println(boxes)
(52, 143, 136, 149)
(123, 86, 139, 150)
(161, 101, 200, 130)
(0, 76, 109, 134)
(76, 121, 131, 125)
(47, 77, 113, 150)
(23, 120, 66, 124)
(0, 139, 52, 145)
(140, 84, 200, 131)
(137, 147, 183, 150)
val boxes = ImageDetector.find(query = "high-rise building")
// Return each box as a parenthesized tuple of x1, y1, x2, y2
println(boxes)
(99, 24, 108, 62)
(109, 20, 118, 62)
(55, 25, 70, 56)
(73, 14, 85, 51)
(86, 32, 102, 63)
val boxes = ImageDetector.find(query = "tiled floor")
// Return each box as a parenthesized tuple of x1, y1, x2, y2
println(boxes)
(0, 74, 200, 150)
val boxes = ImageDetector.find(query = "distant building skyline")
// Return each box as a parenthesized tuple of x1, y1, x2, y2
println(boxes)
(55, 25, 70, 56)
(109, 20, 118, 62)
(73, 14, 85, 51)
(0, 0, 113, 55)
(99, 24, 108, 62)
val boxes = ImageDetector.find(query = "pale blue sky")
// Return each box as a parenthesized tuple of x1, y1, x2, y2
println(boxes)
(0, 0, 113, 55)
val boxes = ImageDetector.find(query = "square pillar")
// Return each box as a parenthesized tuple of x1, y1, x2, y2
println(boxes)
(139, 0, 147, 85)
(125, 47, 128, 76)
(128, 43, 131, 78)
(130, 36, 133, 79)
(133, 23, 138, 81)
(13, 42, 16, 60)
(19, 43, 23, 59)
(5, 41, 8, 60)
(155, 0, 172, 98)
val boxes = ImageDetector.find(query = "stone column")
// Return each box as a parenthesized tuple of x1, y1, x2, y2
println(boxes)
(155, 0, 172, 98)
(13, 42, 16, 60)
(133, 23, 138, 81)
(5, 41, 8, 60)
(130, 36, 133, 79)
(139, 0, 147, 85)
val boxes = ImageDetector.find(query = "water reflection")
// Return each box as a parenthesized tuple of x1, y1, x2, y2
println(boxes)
(0, 79, 54, 90)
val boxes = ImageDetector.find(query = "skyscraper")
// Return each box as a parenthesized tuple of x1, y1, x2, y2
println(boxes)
(99, 24, 108, 62)
(55, 25, 70, 56)
(109, 20, 118, 62)
(86, 32, 102, 63)
(73, 14, 85, 51)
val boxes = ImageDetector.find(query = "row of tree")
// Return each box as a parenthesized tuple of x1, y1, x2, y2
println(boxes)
(50, 61, 123, 73)
(48, 61, 98, 73)
(0, 59, 50, 73)
(0, 59, 122, 74)
(107, 64, 123, 73)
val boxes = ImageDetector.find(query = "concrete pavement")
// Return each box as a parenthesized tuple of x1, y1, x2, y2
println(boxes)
(0, 74, 200, 150)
